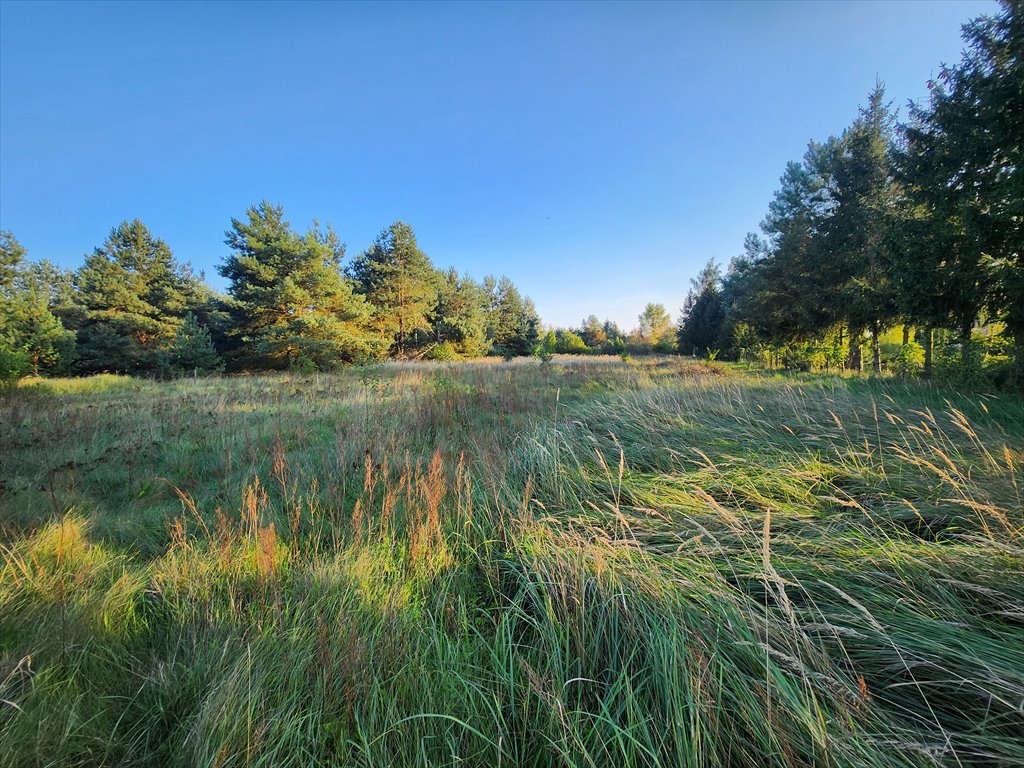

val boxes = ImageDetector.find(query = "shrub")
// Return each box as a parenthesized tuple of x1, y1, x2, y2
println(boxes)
(556, 331, 589, 355)
(891, 342, 924, 378)
(424, 341, 458, 362)
(780, 341, 813, 371)
(0, 337, 29, 385)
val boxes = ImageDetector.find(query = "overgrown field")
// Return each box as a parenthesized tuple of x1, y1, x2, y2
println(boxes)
(1, 357, 1022, 767)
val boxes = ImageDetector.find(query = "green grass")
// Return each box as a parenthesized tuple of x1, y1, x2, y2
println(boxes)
(1, 356, 1021, 767)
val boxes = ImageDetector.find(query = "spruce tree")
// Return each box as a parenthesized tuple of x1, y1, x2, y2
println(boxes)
(825, 85, 901, 373)
(1, 233, 75, 376)
(677, 259, 726, 356)
(902, 0, 1022, 385)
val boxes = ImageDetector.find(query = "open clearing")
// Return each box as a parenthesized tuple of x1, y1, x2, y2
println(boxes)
(1, 357, 1022, 767)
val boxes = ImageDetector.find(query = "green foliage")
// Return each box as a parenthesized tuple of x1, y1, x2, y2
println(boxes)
(1, 233, 76, 376)
(0, 336, 29, 384)
(423, 340, 458, 361)
(1, 291, 75, 376)
(677, 259, 726, 356)
(488, 276, 539, 358)
(555, 329, 588, 354)
(0, 230, 26, 291)
(534, 330, 556, 363)
(579, 315, 607, 348)
(221, 202, 383, 369)
(637, 302, 672, 347)
(163, 314, 223, 375)
(430, 268, 488, 357)
(73, 220, 201, 374)
(349, 221, 439, 357)
(891, 341, 925, 378)
(779, 341, 815, 371)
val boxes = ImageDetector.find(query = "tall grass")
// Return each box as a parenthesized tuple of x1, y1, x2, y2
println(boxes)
(1, 357, 1021, 766)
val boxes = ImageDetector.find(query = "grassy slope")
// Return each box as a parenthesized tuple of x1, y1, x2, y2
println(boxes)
(0, 357, 1021, 767)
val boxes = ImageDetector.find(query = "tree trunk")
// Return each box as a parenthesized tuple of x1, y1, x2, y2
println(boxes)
(846, 324, 862, 373)
(959, 316, 973, 371)
(871, 321, 881, 374)
(1014, 338, 1024, 393)
(922, 327, 933, 378)
(902, 326, 910, 346)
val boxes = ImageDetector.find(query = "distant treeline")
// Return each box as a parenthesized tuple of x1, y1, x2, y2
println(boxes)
(670, 1, 1021, 389)
(499, 3, 1022, 389)
(2, 2, 1019, 387)
(0, 206, 544, 378)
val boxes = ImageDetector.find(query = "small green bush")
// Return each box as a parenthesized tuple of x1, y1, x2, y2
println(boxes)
(424, 341, 458, 362)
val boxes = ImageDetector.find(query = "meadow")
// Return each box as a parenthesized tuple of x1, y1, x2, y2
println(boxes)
(0, 356, 1022, 767)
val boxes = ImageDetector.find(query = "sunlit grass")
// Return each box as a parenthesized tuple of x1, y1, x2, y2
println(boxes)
(1, 357, 1021, 766)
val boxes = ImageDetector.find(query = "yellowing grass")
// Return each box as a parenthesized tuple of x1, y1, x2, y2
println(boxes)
(1, 358, 1022, 767)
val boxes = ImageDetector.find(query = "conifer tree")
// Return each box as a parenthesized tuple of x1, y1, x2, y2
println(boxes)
(349, 221, 438, 357)
(490, 276, 539, 357)
(220, 201, 381, 369)
(0, 232, 75, 376)
(165, 313, 223, 374)
(902, 0, 1022, 385)
(677, 259, 726, 356)
(0, 231, 25, 292)
(431, 268, 488, 357)
(74, 220, 198, 373)
(825, 85, 901, 373)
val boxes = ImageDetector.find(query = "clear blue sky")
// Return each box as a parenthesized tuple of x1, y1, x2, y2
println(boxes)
(0, 0, 995, 329)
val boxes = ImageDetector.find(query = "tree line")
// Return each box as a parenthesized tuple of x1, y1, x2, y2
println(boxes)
(2, 2, 1018, 386)
(0, 204, 541, 378)
(674, 0, 1021, 388)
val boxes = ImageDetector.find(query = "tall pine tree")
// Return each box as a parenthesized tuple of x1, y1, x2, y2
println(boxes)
(73, 220, 198, 373)
(220, 201, 382, 369)
(349, 222, 438, 357)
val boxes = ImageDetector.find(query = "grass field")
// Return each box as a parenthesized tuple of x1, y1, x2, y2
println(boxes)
(1, 356, 1022, 767)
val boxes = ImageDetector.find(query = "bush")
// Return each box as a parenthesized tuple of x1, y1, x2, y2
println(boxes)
(654, 336, 678, 354)
(555, 331, 589, 355)
(424, 341, 458, 362)
(780, 342, 813, 371)
(935, 339, 985, 384)
(891, 342, 924, 378)
(163, 314, 223, 377)
(0, 337, 29, 385)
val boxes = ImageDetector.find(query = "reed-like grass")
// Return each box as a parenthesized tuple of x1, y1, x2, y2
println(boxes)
(1, 357, 1021, 767)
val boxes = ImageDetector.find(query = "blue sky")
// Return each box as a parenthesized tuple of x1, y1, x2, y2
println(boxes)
(0, 0, 995, 329)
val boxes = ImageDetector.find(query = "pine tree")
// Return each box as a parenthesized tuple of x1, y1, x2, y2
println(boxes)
(431, 268, 488, 357)
(74, 219, 198, 373)
(349, 221, 439, 357)
(220, 201, 382, 369)
(0, 231, 25, 292)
